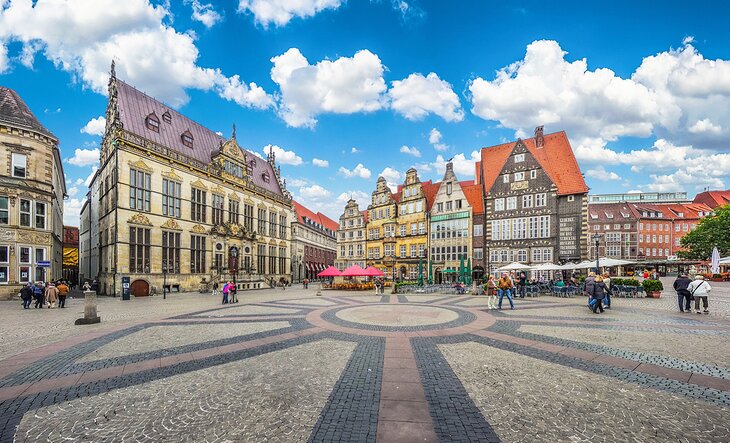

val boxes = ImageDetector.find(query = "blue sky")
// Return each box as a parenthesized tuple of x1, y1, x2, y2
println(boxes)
(1, 0, 729, 225)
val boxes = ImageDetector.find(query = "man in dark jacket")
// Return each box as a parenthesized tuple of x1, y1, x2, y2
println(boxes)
(518, 272, 527, 298)
(588, 276, 607, 314)
(673, 274, 693, 313)
(20, 283, 34, 309)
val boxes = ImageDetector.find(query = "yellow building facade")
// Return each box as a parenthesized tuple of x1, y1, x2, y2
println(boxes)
(91, 68, 292, 297)
(365, 177, 397, 278)
(393, 168, 428, 280)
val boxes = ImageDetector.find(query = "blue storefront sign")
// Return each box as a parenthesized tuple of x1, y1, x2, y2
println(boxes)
(37, 261, 51, 267)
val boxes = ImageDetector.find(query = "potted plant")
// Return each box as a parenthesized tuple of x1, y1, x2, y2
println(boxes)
(711, 274, 723, 282)
(642, 279, 664, 298)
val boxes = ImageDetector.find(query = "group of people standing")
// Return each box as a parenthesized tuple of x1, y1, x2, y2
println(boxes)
(673, 274, 712, 314)
(20, 281, 70, 309)
(483, 272, 527, 310)
(212, 281, 239, 304)
(584, 272, 612, 314)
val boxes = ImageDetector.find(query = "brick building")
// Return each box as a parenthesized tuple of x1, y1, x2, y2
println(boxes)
(633, 203, 713, 260)
(587, 203, 639, 260)
(291, 201, 338, 282)
(693, 190, 730, 209)
(481, 127, 589, 275)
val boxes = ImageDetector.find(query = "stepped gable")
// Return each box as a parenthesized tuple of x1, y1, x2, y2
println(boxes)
(115, 79, 282, 196)
(479, 130, 588, 196)
(0, 86, 57, 140)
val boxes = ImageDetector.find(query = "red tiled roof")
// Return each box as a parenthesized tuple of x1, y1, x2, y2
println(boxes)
(588, 202, 636, 222)
(629, 202, 712, 221)
(479, 131, 588, 196)
(421, 181, 441, 211)
(292, 200, 339, 232)
(461, 183, 484, 215)
(360, 210, 369, 223)
(693, 190, 730, 208)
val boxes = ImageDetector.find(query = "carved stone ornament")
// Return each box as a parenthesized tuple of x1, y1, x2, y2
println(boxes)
(222, 139, 245, 160)
(127, 159, 153, 173)
(191, 179, 208, 190)
(191, 224, 207, 234)
(161, 219, 182, 231)
(228, 192, 240, 201)
(0, 230, 16, 242)
(213, 185, 225, 195)
(127, 213, 152, 226)
(161, 169, 183, 182)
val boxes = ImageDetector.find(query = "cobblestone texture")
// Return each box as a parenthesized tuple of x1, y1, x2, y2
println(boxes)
(335, 305, 459, 327)
(440, 340, 730, 443)
(15, 339, 356, 443)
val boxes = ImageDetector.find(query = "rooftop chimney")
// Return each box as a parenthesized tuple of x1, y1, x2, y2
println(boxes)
(535, 125, 544, 148)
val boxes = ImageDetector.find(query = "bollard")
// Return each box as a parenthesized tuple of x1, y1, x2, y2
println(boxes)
(75, 290, 101, 325)
(316, 283, 322, 296)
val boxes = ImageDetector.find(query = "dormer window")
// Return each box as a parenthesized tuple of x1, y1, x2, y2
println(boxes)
(181, 130, 193, 148)
(145, 113, 160, 132)
(262, 172, 270, 183)
(162, 110, 172, 123)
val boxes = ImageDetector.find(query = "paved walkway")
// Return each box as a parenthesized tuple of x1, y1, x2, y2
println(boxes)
(0, 286, 729, 442)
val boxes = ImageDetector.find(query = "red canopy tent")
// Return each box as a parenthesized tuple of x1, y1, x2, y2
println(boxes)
(362, 266, 384, 277)
(317, 266, 342, 277)
(340, 265, 367, 277)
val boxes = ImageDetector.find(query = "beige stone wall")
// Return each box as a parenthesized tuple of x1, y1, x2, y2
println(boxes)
(0, 124, 61, 299)
(97, 144, 292, 296)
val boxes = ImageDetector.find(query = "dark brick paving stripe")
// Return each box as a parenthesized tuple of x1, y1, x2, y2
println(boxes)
(464, 331, 730, 408)
(322, 296, 363, 305)
(168, 302, 313, 319)
(411, 337, 500, 443)
(0, 327, 326, 405)
(63, 318, 313, 376)
(489, 320, 730, 381)
(0, 329, 347, 443)
(308, 336, 384, 443)
(421, 296, 454, 305)
(397, 295, 409, 304)
(496, 312, 729, 328)
(493, 318, 730, 336)
(380, 295, 390, 303)
(376, 337, 438, 442)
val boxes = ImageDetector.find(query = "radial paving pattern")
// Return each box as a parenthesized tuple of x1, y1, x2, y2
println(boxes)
(0, 289, 729, 442)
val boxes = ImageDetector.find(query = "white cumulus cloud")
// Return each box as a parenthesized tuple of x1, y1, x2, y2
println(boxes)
(339, 163, 371, 179)
(238, 0, 342, 28)
(0, 0, 271, 111)
(432, 151, 480, 177)
(299, 184, 331, 200)
(379, 167, 403, 189)
(399, 145, 421, 157)
(84, 166, 99, 187)
(270, 48, 387, 128)
(63, 197, 85, 226)
(66, 148, 100, 167)
(80, 116, 106, 136)
(188, 0, 223, 28)
(263, 144, 303, 165)
(585, 166, 621, 181)
(388, 72, 464, 121)
(428, 127, 448, 151)
(312, 158, 329, 168)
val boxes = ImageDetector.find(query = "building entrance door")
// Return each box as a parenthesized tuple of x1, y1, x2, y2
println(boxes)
(130, 279, 149, 297)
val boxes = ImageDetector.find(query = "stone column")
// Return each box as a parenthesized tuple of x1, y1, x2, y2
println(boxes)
(75, 290, 101, 325)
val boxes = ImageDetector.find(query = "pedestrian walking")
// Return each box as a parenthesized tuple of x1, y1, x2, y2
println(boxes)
(222, 281, 229, 304)
(56, 280, 69, 308)
(497, 273, 515, 310)
(485, 275, 497, 309)
(45, 282, 59, 309)
(602, 272, 612, 309)
(588, 275, 608, 314)
(518, 271, 527, 298)
(673, 274, 693, 313)
(212, 281, 219, 298)
(687, 275, 711, 314)
(33, 282, 44, 308)
(20, 283, 33, 309)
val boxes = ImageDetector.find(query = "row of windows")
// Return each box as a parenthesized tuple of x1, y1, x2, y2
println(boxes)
(0, 245, 47, 284)
(640, 247, 671, 257)
(430, 218, 469, 240)
(430, 245, 468, 262)
(489, 248, 553, 263)
(129, 168, 287, 238)
(494, 193, 547, 211)
(490, 216, 551, 241)
(129, 227, 287, 275)
(0, 196, 47, 229)
(434, 199, 462, 213)
(640, 234, 672, 244)
(639, 222, 696, 232)
(502, 169, 538, 183)
(592, 223, 633, 230)
(366, 244, 426, 259)
(339, 244, 365, 258)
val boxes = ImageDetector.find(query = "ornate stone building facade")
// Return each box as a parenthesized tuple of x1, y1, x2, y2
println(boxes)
(335, 198, 367, 271)
(366, 177, 398, 277)
(429, 163, 471, 283)
(291, 200, 338, 282)
(0, 87, 65, 299)
(393, 169, 429, 281)
(481, 127, 588, 274)
(91, 67, 292, 297)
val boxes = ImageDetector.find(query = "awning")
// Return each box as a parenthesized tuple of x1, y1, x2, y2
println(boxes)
(306, 263, 313, 272)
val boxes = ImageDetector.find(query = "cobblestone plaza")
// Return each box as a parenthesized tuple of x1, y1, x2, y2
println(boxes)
(0, 281, 729, 442)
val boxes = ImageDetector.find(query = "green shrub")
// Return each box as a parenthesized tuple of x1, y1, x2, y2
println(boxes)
(395, 281, 418, 288)
(641, 279, 664, 293)
(712, 273, 722, 279)
(612, 278, 640, 287)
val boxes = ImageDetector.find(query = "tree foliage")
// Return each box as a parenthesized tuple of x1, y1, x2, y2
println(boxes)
(678, 205, 730, 260)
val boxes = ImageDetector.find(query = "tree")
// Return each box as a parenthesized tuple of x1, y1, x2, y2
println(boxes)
(678, 205, 730, 260)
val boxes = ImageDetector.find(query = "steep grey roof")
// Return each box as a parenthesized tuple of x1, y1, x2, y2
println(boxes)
(0, 86, 57, 140)
(116, 79, 283, 196)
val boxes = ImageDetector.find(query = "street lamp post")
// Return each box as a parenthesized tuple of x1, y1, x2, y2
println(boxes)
(162, 259, 167, 300)
(591, 233, 603, 273)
